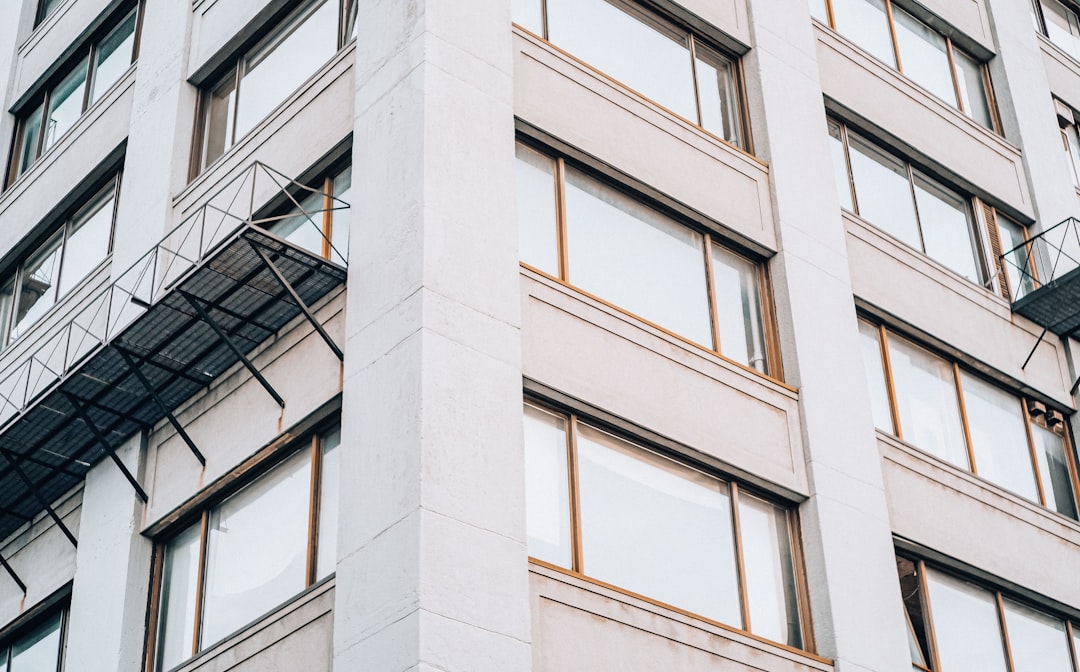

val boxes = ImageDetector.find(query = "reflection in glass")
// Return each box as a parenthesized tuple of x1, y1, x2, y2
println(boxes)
(316, 429, 341, 580)
(12, 233, 63, 341)
(16, 104, 44, 178)
(201, 75, 237, 170)
(156, 524, 202, 672)
(546, 0, 698, 124)
(895, 558, 930, 668)
(848, 135, 921, 250)
(828, 121, 853, 211)
(739, 494, 802, 647)
(44, 58, 88, 151)
(516, 145, 560, 276)
(330, 167, 352, 265)
(60, 191, 114, 294)
(0, 281, 13, 347)
(997, 215, 1036, 300)
(858, 321, 892, 431)
(38, 0, 65, 22)
(1003, 600, 1074, 672)
(694, 42, 742, 146)
(960, 373, 1038, 501)
(201, 451, 310, 647)
(925, 570, 1008, 672)
(577, 424, 742, 627)
(91, 9, 137, 104)
(564, 168, 713, 348)
(9, 611, 62, 672)
(913, 173, 981, 282)
(893, 8, 956, 106)
(887, 335, 968, 467)
(711, 245, 767, 373)
(953, 48, 994, 129)
(271, 190, 325, 258)
(830, 0, 896, 67)
(1031, 423, 1078, 519)
(523, 404, 572, 567)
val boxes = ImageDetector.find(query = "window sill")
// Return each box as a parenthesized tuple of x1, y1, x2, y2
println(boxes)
(528, 560, 832, 669)
(17, 0, 74, 56)
(1037, 31, 1080, 81)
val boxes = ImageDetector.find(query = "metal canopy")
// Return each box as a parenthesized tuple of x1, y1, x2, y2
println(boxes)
(0, 163, 347, 587)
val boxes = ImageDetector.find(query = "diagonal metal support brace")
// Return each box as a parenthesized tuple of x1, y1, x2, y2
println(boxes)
(0, 551, 25, 593)
(115, 348, 206, 466)
(1021, 326, 1049, 371)
(61, 392, 148, 503)
(0, 449, 77, 548)
(180, 291, 286, 408)
(250, 243, 344, 361)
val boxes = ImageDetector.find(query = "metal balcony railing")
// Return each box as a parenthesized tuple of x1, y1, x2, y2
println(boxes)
(1000, 217, 1080, 337)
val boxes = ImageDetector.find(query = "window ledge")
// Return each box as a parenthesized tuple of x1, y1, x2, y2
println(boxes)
(1038, 31, 1080, 80)
(17, 0, 74, 56)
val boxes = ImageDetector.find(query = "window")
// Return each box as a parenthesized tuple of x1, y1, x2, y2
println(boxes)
(511, 0, 748, 149)
(811, 0, 998, 131)
(516, 142, 780, 377)
(897, 555, 1080, 672)
(828, 118, 989, 285)
(35, 0, 66, 26)
(149, 426, 340, 671)
(268, 164, 351, 265)
(192, 0, 357, 175)
(8, 4, 140, 186)
(0, 605, 67, 672)
(1034, 0, 1080, 62)
(0, 174, 119, 348)
(524, 402, 809, 650)
(859, 320, 1080, 518)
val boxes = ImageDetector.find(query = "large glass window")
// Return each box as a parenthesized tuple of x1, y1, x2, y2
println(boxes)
(194, 0, 357, 175)
(897, 555, 1080, 672)
(828, 119, 987, 285)
(8, 4, 140, 186)
(523, 402, 808, 650)
(511, 0, 747, 148)
(860, 319, 1080, 518)
(1035, 0, 1080, 62)
(0, 607, 66, 672)
(152, 427, 339, 672)
(515, 142, 779, 377)
(812, 0, 997, 130)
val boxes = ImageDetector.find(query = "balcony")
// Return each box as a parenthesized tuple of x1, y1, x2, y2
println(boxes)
(1000, 217, 1080, 337)
(0, 163, 348, 589)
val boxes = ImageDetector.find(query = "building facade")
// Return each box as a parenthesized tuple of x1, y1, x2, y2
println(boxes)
(0, 0, 1078, 670)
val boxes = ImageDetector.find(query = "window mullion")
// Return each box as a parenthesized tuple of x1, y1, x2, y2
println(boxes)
(953, 363, 980, 474)
(37, 91, 52, 158)
(192, 509, 210, 657)
(554, 158, 570, 281)
(702, 233, 723, 353)
(307, 433, 323, 587)
(84, 44, 98, 113)
(1066, 621, 1080, 671)
(567, 414, 584, 574)
(1021, 400, 1050, 507)
(541, 0, 549, 39)
(996, 592, 1019, 672)
(944, 39, 965, 113)
(322, 177, 334, 260)
(728, 482, 752, 633)
(1060, 422, 1080, 518)
(840, 124, 860, 215)
(687, 35, 704, 127)
(884, 0, 904, 73)
(878, 325, 904, 439)
(906, 163, 929, 254)
(230, 64, 243, 147)
(824, 0, 837, 29)
(916, 560, 944, 672)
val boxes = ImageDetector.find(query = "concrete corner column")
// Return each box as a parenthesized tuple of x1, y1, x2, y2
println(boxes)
(744, 2, 911, 670)
(335, 1, 530, 671)
(65, 436, 151, 672)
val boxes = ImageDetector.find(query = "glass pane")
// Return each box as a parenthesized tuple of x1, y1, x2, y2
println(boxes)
(913, 173, 981, 282)
(90, 8, 137, 104)
(710, 244, 768, 373)
(59, 188, 115, 295)
(1066, 124, 1080, 190)
(997, 216, 1036, 300)
(887, 335, 968, 468)
(316, 429, 340, 580)
(201, 73, 237, 170)
(847, 135, 921, 250)
(515, 145, 560, 276)
(235, 0, 337, 139)
(893, 9, 957, 106)
(960, 373, 1038, 501)
(1031, 423, 1078, 519)
(828, 121, 854, 211)
(201, 450, 311, 647)
(895, 558, 930, 667)
(330, 167, 351, 265)
(1043, 0, 1080, 61)
(577, 424, 742, 626)
(564, 168, 713, 348)
(43, 58, 88, 151)
(16, 104, 44, 177)
(1003, 600, 1074, 672)
(739, 494, 801, 647)
(694, 42, 742, 145)
(953, 48, 994, 129)
(11, 232, 63, 340)
(155, 523, 202, 672)
(831, 0, 897, 67)
(38, 0, 65, 22)
(1073, 626, 1080, 672)
(546, 0, 698, 123)
(523, 404, 572, 567)
(809, 0, 829, 22)
(10, 611, 62, 672)
(858, 321, 893, 432)
(925, 570, 1008, 672)
(511, 0, 543, 34)
(271, 190, 327, 258)
(0, 279, 14, 348)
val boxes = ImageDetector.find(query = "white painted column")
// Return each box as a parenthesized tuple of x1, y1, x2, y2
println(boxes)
(744, 2, 911, 670)
(335, 1, 530, 671)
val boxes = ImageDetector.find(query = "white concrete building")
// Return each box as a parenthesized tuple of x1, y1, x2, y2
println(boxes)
(0, 0, 1078, 670)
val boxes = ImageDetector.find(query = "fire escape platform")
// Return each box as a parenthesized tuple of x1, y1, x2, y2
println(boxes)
(1010, 264, 1080, 337)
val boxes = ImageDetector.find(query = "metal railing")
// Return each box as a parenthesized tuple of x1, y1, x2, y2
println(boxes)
(0, 162, 349, 428)
(999, 217, 1080, 304)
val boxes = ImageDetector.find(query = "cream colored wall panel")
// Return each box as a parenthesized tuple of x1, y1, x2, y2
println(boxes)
(188, 0, 279, 79)
(904, 0, 993, 50)
(522, 273, 807, 498)
(514, 30, 776, 254)
(1041, 36, 1080, 117)
(13, 0, 114, 102)
(670, 0, 747, 46)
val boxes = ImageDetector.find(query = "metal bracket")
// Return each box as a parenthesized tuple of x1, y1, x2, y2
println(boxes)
(1021, 326, 1049, 371)
(250, 242, 344, 361)
(115, 347, 206, 466)
(61, 392, 148, 503)
(0, 449, 77, 548)
(0, 552, 25, 593)
(179, 291, 286, 408)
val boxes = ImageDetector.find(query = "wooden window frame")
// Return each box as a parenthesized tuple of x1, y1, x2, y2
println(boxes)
(863, 318, 1080, 518)
(524, 399, 819, 661)
(511, 0, 754, 155)
(815, 0, 1001, 133)
(519, 141, 785, 383)
(144, 424, 338, 672)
